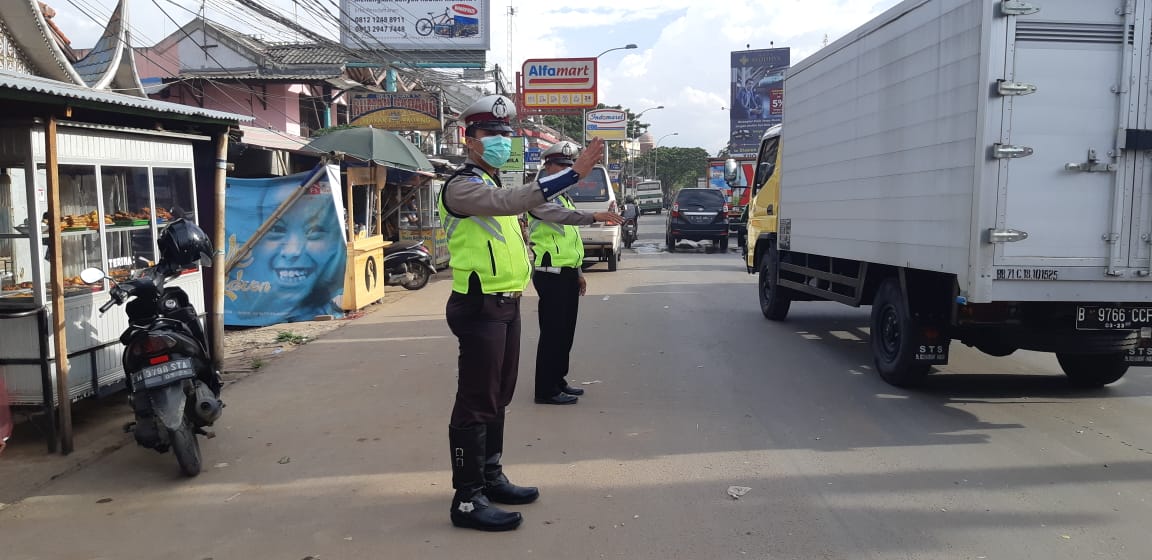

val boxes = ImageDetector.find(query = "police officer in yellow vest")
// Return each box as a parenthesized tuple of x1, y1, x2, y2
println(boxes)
(528, 141, 622, 405)
(439, 94, 606, 531)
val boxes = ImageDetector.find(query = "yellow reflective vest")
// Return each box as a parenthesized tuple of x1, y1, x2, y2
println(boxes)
(438, 168, 533, 294)
(527, 195, 585, 268)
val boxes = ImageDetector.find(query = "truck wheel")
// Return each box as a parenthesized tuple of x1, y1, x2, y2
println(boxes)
(607, 250, 618, 271)
(656, 209, 662, 215)
(871, 278, 932, 387)
(758, 245, 791, 320)
(667, 236, 676, 253)
(1056, 353, 1128, 387)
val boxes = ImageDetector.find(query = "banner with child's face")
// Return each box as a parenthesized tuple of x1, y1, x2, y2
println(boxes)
(224, 165, 347, 326)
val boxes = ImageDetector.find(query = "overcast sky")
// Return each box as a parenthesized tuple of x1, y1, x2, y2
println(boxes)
(56, 0, 903, 155)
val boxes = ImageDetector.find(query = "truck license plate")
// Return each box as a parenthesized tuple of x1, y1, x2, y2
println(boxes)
(1075, 306, 1152, 331)
(131, 358, 194, 389)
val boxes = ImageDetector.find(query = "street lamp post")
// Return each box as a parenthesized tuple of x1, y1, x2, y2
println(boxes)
(584, 44, 639, 146)
(626, 105, 663, 188)
(653, 132, 679, 180)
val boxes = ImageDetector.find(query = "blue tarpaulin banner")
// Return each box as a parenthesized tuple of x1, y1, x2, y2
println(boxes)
(224, 165, 347, 326)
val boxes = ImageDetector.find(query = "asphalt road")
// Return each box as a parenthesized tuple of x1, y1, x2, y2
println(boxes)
(3, 214, 1152, 559)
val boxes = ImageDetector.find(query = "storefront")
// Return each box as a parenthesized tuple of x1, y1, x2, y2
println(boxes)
(0, 72, 244, 453)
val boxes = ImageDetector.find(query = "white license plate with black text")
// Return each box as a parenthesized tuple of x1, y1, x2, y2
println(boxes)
(131, 358, 195, 389)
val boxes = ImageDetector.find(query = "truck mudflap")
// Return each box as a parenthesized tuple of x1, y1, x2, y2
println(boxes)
(1126, 338, 1152, 365)
(913, 326, 950, 365)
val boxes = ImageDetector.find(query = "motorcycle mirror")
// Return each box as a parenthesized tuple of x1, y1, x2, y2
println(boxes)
(79, 267, 107, 284)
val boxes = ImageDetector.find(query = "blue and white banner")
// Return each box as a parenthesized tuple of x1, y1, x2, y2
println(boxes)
(224, 165, 347, 326)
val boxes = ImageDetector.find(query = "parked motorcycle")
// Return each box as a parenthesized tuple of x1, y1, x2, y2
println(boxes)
(385, 240, 436, 290)
(81, 219, 223, 477)
(623, 219, 637, 249)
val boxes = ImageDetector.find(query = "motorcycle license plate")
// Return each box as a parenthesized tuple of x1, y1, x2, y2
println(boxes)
(1075, 306, 1152, 330)
(131, 358, 195, 389)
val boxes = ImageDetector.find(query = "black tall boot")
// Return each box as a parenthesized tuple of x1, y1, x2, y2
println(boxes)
(483, 416, 540, 505)
(449, 424, 523, 531)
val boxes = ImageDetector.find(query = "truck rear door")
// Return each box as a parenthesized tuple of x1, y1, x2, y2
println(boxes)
(995, 1, 1145, 274)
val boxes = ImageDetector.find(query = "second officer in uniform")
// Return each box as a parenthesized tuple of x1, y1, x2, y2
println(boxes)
(527, 141, 622, 404)
(439, 94, 606, 531)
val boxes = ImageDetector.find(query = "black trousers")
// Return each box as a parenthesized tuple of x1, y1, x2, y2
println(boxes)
(446, 290, 521, 427)
(532, 268, 580, 398)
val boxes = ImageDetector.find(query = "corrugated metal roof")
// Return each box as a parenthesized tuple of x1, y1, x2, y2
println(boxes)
(265, 44, 364, 65)
(180, 70, 344, 81)
(0, 69, 251, 122)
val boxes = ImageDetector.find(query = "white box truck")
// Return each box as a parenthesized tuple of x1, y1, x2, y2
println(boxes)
(732, 0, 1152, 387)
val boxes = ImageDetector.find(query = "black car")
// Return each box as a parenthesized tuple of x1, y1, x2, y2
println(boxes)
(665, 188, 730, 253)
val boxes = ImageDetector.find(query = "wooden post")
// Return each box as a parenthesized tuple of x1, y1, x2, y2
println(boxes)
(44, 115, 72, 454)
(374, 163, 385, 236)
(210, 131, 228, 374)
(346, 165, 355, 242)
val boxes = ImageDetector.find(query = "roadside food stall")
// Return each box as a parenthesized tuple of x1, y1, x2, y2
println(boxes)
(0, 74, 244, 453)
(301, 127, 438, 304)
(396, 171, 448, 268)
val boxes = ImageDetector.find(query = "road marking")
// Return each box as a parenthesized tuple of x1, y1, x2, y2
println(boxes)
(831, 330, 862, 341)
(801, 334, 822, 340)
(315, 336, 450, 344)
(602, 295, 611, 301)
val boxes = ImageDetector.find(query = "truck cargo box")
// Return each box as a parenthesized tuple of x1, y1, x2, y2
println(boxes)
(779, 0, 1152, 303)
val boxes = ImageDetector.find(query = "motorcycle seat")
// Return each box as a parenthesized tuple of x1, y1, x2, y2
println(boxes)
(385, 240, 425, 255)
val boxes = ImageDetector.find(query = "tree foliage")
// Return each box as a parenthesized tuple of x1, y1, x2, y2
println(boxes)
(630, 146, 710, 194)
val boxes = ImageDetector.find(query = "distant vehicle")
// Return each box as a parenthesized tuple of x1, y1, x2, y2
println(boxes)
(569, 165, 621, 271)
(666, 188, 729, 253)
(634, 180, 663, 215)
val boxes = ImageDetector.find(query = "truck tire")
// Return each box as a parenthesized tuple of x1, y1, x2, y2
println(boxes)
(758, 245, 791, 320)
(667, 236, 676, 253)
(608, 249, 618, 271)
(1056, 353, 1129, 388)
(871, 278, 932, 387)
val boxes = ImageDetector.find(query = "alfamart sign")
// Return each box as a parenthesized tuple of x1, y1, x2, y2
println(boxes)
(520, 58, 597, 109)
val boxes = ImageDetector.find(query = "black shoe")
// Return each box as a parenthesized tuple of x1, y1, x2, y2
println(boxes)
(561, 385, 585, 396)
(484, 473, 540, 505)
(450, 490, 523, 531)
(534, 393, 578, 405)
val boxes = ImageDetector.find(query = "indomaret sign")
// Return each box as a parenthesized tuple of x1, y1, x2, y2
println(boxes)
(520, 58, 597, 109)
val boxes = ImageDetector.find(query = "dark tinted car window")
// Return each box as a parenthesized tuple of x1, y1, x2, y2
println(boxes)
(569, 169, 610, 202)
(675, 189, 725, 208)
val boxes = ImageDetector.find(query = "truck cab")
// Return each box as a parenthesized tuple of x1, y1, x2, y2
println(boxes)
(634, 180, 663, 215)
(727, 124, 782, 273)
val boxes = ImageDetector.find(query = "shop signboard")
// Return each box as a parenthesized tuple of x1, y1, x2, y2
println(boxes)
(349, 92, 443, 131)
(340, 0, 490, 51)
(520, 58, 597, 109)
(585, 108, 627, 141)
(224, 165, 348, 326)
(730, 48, 790, 157)
(500, 136, 525, 172)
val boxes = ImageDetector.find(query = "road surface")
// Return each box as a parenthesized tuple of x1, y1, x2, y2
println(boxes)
(2, 214, 1151, 559)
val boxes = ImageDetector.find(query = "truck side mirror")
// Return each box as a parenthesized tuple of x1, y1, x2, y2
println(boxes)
(723, 159, 739, 185)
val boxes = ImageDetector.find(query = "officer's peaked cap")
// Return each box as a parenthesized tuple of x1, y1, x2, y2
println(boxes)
(542, 141, 581, 165)
(461, 95, 516, 133)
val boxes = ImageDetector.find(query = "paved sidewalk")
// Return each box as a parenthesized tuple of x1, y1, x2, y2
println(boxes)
(0, 285, 423, 507)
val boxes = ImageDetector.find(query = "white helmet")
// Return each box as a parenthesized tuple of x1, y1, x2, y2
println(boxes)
(541, 141, 581, 166)
(459, 95, 516, 133)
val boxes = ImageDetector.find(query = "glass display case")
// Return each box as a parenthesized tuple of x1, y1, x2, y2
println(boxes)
(0, 164, 197, 308)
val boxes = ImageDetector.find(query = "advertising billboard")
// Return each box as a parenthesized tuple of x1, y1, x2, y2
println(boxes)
(349, 91, 442, 131)
(340, 0, 490, 51)
(585, 108, 627, 141)
(225, 166, 347, 326)
(730, 48, 789, 157)
(520, 58, 597, 109)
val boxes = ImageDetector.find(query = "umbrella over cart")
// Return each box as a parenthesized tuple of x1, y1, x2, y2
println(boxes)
(303, 126, 434, 173)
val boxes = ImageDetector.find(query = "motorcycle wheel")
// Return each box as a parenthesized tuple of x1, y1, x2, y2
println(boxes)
(170, 417, 202, 477)
(402, 263, 431, 290)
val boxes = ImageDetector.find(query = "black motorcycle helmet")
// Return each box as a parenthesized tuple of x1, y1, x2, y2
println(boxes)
(157, 218, 214, 267)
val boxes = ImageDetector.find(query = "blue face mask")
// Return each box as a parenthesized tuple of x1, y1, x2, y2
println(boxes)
(479, 135, 512, 168)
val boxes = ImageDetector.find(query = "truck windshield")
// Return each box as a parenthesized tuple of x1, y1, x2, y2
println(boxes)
(569, 169, 610, 202)
(636, 182, 661, 192)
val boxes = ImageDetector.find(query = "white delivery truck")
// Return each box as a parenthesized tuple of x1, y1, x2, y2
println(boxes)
(733, 0, 1152, 387)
